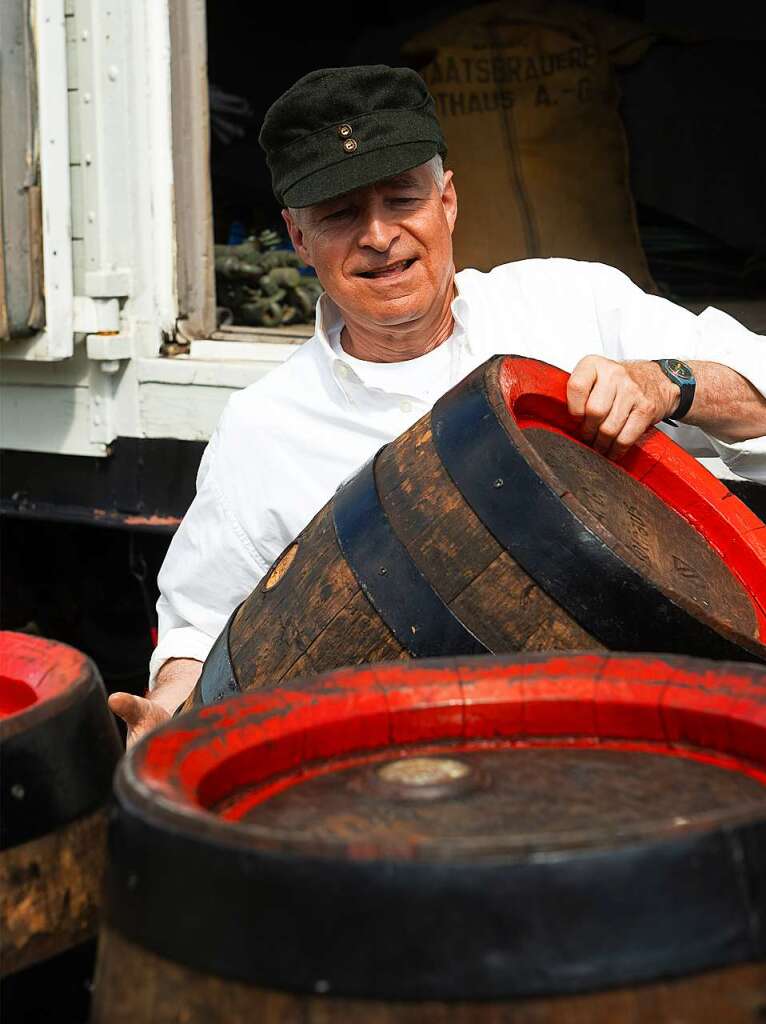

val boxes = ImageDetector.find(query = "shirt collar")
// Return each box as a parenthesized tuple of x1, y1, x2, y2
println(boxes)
(312, 277, 474, 401)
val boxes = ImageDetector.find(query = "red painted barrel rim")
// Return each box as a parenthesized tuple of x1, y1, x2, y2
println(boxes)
(116, 654, 766, 999)
(0, 631, 91, 720)
(133, 652, 766, 844)
(498, 355, 766, 641)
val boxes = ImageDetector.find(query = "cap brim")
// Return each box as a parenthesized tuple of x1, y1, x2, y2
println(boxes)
(281, 140, 440, 209)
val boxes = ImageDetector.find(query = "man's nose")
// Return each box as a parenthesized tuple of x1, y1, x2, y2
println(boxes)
(357, 208, 398, 252)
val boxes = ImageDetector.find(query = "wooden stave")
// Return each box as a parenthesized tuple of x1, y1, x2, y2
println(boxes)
(91, 925, 766, 1024)
(106, 653, 766, 1010)
(0, 810, 108, 977)
(0, 632, 122, 976)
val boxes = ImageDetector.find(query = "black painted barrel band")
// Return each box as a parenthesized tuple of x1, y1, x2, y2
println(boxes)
(431, 365, 764, 664)
(0, 681, 122, 850)
(193, 607, 242, 707)
(332, 453, 489, 659)
(105, 789, 766, 999)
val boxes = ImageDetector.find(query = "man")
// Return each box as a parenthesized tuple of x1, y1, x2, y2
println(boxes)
(110, 65, 766, 744)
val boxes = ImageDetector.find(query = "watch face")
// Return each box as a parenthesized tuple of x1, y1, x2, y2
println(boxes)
(667, 359, 693, 380)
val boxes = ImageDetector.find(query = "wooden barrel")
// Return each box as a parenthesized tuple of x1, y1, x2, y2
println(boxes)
(189, 355, 766, 707)
(0, 631, 122, 976)
(95, 652, 766, 1022)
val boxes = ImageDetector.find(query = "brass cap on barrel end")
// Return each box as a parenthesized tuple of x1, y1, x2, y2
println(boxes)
(371, 755, 485, 802)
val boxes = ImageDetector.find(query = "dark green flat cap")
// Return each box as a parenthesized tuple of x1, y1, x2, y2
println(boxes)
(259, 65, 446, 209)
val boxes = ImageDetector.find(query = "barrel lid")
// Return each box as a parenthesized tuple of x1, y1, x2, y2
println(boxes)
(0, 631, 122, 849)
(0, 631, 91, 722)
(432, 355, 766, 661)
(499, 358, 766, 638)
(109, 652, 766, 998)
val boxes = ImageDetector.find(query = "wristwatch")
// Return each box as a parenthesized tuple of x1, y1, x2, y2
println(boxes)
(653, 358, 696, 424)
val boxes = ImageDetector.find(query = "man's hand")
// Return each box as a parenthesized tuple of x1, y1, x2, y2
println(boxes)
(107, 692, 172, 748)
(567, 356, 679, 460)
(108, 657, 203, 748)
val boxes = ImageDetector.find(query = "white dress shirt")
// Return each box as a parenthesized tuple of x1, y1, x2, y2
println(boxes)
(150, 258, 766, 685)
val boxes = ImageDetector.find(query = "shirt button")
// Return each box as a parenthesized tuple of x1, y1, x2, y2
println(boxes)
(337, 363, 351, 380)
(399, 399, 413, 413)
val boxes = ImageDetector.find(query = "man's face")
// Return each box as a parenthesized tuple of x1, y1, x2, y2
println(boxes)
(282, 163, 457, 331)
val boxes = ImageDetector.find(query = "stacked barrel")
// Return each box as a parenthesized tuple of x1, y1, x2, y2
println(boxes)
(23, 353, 759, 1020)
(94, 653, 766, 1022)
(0, 632, 121, 1013)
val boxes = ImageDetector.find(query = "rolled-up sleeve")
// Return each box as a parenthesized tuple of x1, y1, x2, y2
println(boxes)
(588, 263, 766, 483)
(148, 412, 269, 688)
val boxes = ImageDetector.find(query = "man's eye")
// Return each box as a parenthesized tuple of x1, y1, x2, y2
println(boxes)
(325, 208, 352, 221)
(390, 196, 418, 206)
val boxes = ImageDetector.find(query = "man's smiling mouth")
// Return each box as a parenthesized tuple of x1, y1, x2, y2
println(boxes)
(357, 258, 417, 279)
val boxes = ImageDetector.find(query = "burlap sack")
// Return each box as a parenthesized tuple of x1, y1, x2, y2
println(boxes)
(403, 0, 655, 289)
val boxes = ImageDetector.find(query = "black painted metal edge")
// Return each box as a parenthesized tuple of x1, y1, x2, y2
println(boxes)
(431, 362, 766, 664)
(104, 778, 766, 999)
(331, 453, 490, 659)
(190, 607, 242, 708)
(0, 437, 205, 531)
(0, 676, 123, 850)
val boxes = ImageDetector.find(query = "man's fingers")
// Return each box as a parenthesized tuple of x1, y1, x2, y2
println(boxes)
(566, 360, 599, 420)
(592, 392, 638, 453)
(605, 408, 654, 461)
(108, 691, 150, 728)
(108, 692, 171, 747)
(581, 379, 618, 443)
(569, 356, 668, 458)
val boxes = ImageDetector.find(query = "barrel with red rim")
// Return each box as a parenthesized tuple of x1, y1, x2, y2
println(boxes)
(0, 631, 122, 976)
(189, 355, 766, 707)
(95, 652, 766, 1022)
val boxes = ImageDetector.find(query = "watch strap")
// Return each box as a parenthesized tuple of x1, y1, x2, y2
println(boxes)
(653, 359, 696, 423)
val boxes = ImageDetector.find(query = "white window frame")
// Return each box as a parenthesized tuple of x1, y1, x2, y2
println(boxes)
(2, 0, 74, 361)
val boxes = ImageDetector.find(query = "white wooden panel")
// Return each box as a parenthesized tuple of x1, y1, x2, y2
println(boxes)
(1, 0, 75, 360)
(189, 340, 296, 364)
(65, 9, 78, 89)
(68, 88, 81, 164)
(0, 383, 105, 454)
(70, 163, 84, 240)
(139, 382, 235, 441)
(76, 0, 134, 298)
(137, 351, 287, 388)
(0, 341, 90, 385)
(71, 237, 86, 295)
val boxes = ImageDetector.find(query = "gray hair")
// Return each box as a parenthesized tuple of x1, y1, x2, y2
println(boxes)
(425, 153, 445, 191)
(287, 154, 446, 223)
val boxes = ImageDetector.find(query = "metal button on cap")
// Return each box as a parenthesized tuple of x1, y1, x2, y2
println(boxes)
(343, 138, 358, 154)
(337, 123, 353, 138)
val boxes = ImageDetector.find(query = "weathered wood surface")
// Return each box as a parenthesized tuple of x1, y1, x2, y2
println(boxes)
(0, 809, 106, 976)
(104, 653, 766, 1021)
(227, 504, 408, 690)
(91, 927, 766, 1024)
(218, 357, 763, 697)
(0, 632, 121, 978)
(233, 747, 766, 851)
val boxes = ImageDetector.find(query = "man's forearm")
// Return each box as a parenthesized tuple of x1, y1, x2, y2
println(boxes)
(151, 658, 203, 714)
(683, 361, 766, 443)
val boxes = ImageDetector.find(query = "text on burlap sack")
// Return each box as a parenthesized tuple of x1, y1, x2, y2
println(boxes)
(423, 45, 600, 115)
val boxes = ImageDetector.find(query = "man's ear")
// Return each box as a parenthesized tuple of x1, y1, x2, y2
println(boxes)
(281, 209, 314, 267)
(441, 169, 458, 236)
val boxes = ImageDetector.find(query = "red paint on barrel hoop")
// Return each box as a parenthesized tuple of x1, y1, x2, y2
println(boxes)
(0, 632, 90, 719)
(498, 356, 766, 636)
(135, 653, 766, 833)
